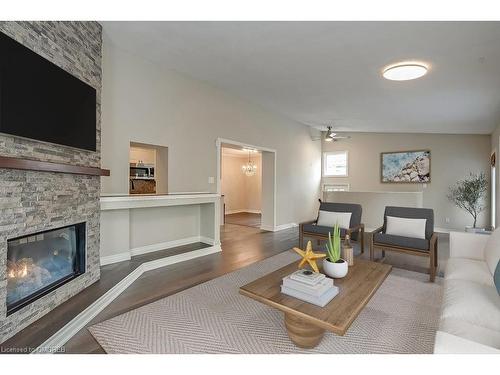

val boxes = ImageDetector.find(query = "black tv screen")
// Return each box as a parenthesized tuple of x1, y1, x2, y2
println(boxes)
(0, 32, 96, 151)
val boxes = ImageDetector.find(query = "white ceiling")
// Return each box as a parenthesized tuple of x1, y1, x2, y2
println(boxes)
(102, 21, 500, 134)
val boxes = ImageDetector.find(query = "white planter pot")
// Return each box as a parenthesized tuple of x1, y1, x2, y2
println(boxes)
(323, 258, 348, 278)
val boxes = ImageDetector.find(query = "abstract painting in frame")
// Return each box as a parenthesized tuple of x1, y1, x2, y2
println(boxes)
(381, 150, 430, 183)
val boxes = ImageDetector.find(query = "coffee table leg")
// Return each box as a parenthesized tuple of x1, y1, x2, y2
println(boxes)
(284, 313, 325, 348)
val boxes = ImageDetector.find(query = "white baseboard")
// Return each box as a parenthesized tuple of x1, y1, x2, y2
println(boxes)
(32, 244, 222, 354)
(199, 236, 215, 245)
(260, 223, 298, 232)
(434, 227, 452, 234)
(130, 236, 203, 257)
(225, 209, 262, 215)
(100, 252, 131, 266)
(100, 236, 216, 265)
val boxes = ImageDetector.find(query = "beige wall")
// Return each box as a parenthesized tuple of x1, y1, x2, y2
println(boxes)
(129, 146, 155, 164)
(322, 133, 491, 230)
(221, 153, 262, 213)
(100, 36, 322, 226)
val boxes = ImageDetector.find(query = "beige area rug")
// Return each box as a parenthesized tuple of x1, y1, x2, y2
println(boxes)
(88, 251, 443, 354)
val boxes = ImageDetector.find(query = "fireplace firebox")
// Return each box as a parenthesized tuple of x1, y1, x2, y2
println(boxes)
(6, 223, 86, 315)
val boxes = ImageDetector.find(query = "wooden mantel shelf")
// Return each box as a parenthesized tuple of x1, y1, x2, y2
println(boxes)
(0, 156, 110, 176)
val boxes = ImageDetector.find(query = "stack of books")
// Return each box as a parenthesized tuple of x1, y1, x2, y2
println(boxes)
(281, 269, 339, 307)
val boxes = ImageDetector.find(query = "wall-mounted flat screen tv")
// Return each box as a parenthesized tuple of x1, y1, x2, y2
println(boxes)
(0, 32, 96, 151)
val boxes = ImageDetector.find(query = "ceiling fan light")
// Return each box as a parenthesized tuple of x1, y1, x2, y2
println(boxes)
(383, 62, 428, 81)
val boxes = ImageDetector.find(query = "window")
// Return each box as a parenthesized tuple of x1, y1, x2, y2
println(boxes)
(323, 183, 350, 192)
(323, 151, 348, 176)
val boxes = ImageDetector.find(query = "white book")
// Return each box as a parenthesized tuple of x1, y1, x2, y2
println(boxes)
(281, 285, 339, 307)
(288, 269, 325, 286)
(282, 277, 333, 297)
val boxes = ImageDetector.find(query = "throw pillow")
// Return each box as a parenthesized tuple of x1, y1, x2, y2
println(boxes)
(317, 211, 352, 229)
(386, 216, 426, 239)
(494, 260, 500, 295)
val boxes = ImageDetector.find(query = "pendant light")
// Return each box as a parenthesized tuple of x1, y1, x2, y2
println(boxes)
(241, 150, 257, 176)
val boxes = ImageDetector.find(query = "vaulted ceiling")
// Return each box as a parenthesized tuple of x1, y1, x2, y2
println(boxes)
(102, 21, 500, 134)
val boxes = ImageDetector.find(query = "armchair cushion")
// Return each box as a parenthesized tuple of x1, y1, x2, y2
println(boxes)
(302, 223, 347, 237)
(373, 232, 429, 251)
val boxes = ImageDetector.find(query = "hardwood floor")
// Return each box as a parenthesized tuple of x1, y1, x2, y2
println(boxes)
(1, 224, 449, 354)
(225, 212, 262, 228)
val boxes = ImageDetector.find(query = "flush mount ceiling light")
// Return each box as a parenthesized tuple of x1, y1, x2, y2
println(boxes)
(382, 62, 428, 81)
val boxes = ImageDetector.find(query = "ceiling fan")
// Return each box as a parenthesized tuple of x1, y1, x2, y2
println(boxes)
(325, 126, 351, 142)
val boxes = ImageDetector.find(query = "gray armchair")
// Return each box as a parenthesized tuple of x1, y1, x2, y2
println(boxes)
(299, 200, 364, 253)
(370, 206, 438, 282)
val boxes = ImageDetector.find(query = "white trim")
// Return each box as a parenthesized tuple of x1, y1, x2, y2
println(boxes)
(434, 227, 452, 234)
(100, 236, 217, 264)
(199, 236, 215, 245)
(130, 236, 203, 257)
(225, 209, 262, 215)
(100, 252, 131, 266)
(260, 223, 298, 232)
(100, 193, 220, 211)
(32, 244, 222, 354)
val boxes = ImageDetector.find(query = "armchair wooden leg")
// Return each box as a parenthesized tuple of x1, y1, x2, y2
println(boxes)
(360, 227, 365, 254)
(429, 247, 436, 282)
(435, 239, 439, 269)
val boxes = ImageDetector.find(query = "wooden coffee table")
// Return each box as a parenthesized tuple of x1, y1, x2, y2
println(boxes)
(239, 258, 392, 348)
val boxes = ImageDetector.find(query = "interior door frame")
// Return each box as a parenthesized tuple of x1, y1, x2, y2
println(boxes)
(216, 137, 277, 231)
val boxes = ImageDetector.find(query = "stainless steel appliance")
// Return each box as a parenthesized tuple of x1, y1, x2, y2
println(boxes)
(129, 163, 155, 179)
(130, 163, 156, 194)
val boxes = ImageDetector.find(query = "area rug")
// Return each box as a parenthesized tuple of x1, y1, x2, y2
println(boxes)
(88, 251, 443, 354)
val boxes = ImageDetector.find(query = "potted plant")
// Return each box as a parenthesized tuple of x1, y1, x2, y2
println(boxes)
(447, 172, 488, 232)
(323, 222, 348, 278)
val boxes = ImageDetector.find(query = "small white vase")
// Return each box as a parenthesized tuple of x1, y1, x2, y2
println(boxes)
(323, 258, 348, 278)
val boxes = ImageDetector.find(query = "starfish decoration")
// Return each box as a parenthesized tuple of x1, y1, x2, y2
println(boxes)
(293, 240, 326, 273)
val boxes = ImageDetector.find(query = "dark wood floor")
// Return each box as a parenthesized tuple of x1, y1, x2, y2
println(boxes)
(225, 212, 261, 228)
(1, 224, 449, 354)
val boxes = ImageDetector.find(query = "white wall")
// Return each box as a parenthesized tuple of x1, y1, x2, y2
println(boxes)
(491, 123, 500, 227)
(100, 35, 322, 226)
(221, 153, 262, 213)
(322, 133, 491, 230)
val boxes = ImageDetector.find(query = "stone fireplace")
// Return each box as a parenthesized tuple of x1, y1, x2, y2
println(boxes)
(0, 21, 103, 343)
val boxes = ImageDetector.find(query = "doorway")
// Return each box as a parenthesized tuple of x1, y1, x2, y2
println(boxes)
(221, 146, 262, 228)
(216, 138, 276, 231)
